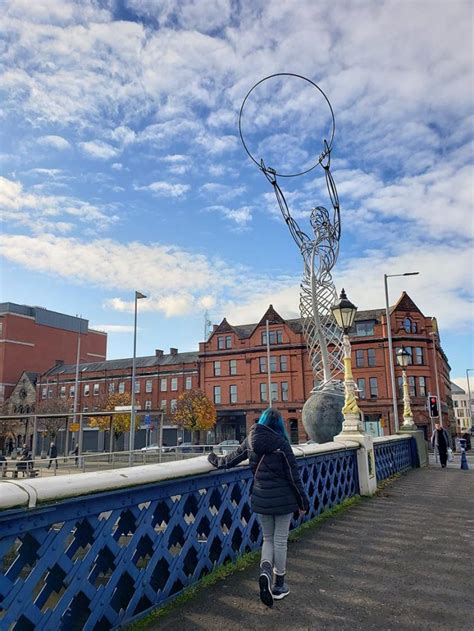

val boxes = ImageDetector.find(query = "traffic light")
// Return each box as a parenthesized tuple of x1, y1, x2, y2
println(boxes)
(428, 395, 439, 418)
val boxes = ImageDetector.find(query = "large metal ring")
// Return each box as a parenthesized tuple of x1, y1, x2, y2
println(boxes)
(238, 73, 335, 178)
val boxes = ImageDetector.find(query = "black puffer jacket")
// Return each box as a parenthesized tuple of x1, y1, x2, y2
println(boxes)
(208, 424, 309, 515)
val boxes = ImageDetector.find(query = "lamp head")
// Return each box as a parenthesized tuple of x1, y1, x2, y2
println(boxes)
(331, 288, 358, 333)
(396, 346, 410, 368)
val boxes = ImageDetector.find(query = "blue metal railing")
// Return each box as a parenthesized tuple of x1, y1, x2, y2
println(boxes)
(0, 448, 358, 630)
(374, 437, 417, 481)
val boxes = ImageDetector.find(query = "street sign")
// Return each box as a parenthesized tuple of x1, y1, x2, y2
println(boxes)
(144, 415, 151, 425)
(70, 422, 80, 432)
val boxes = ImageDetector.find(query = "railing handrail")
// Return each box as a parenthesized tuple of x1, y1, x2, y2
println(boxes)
(372, 434, 412, 443)
(0, 439, 359, 512)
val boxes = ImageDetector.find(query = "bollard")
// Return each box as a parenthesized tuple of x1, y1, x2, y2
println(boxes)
(459, 438, 469, 470)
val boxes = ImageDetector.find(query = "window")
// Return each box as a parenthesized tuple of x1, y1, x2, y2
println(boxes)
(356, 350, 365, 368)
(160, 400, 167, 412)
(145, 380, 153, 393)
(83, 406, 88, 413)
(145, 400, 152, 410)
(214, 361, 221, 376)
(259, 357, 267, 373)
(369, 377, 378, 399)
(42, 387, 47, 399)
(185, 376, 192, 390)
(108, 382, 115, 394)
(60, 385, 66, 398)
(414, 347, 424, 365)
(262, 330, 283, 345)
(281, 381, 289, 401)
(93, 383, 100, 396)
(213, 386, 221, 404)
(270, 382, 278, 402)
(48, 388, 53, 399)
(118, 382, 125, 394)
(418, 376, 426, 397)
(171, 377, 178, 391)
(357, 378, 366, 399)
(280, 355, 288, 372)
(226, 336, 232, 349)
(170, 399, 177, 412)
(84, 384, 90, 396)
(454, 400, 459, 408)
(134, 381, 140, 394)
(260, 383, 267, 402)
(69, 385, 75, 398)
(408, 376, 416, 397)
(229, 359, 237, 375)
(229, 385, 237, 403)
(367, 349, 376, 367)
(406, 347, 413, 365)
(403, 317, 417, 333)
(217, 336, 225, 349)
(270, 356, 277, 373)
(354, 321, 375, 337)
(160, 378, 167, 392)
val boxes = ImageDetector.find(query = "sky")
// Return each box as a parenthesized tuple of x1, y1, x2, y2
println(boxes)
(1, 0, 473, 387)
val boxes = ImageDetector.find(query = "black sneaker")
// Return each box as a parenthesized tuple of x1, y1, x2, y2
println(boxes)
(273, 573, 290, 600)
(259, 561, 273, 607)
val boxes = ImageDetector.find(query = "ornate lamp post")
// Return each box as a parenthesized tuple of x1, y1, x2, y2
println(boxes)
(331, 289, 362, 434)
(396, 347, 416, 430)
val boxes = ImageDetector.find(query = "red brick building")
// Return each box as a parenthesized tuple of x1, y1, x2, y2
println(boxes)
(0, 303, 107, 404)
(36, 293, 453, 448)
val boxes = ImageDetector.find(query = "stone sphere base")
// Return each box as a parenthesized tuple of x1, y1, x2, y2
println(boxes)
(302, 391, 344, 443)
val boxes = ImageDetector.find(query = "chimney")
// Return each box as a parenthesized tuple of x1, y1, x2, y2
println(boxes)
(212, 324, 218, 332)
(155, 349, 164, 357)
(170, 347, 178, 356)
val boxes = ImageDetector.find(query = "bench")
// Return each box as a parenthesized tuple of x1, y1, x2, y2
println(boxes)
(1, 467, 40, 479)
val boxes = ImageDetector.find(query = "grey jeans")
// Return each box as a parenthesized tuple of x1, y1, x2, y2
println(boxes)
(257, 513, 293, 576)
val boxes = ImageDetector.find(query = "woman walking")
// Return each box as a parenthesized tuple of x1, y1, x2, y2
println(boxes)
(208, 408, 309, 607)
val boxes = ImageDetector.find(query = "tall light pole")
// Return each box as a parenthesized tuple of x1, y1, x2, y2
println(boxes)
(429, 319, 443, 427)
(466, 369, 474, 429)
(396, 347, 415, 429)
(72, 321, 82, 456)
(130, 291, 147, 464)
(266, 319, 272, 405)
(384, 272, 419, 433)
(331, 289, 361, 434)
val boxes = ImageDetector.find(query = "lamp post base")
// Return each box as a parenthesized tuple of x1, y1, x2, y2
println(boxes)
(338, 412, 364, 435)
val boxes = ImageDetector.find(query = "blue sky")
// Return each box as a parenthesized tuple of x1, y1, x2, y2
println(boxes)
(1, 0, 473, 388)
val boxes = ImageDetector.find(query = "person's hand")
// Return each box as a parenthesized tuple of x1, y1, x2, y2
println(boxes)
(299, 509, 306, 516)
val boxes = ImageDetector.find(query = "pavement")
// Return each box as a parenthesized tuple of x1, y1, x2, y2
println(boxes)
(141, 465, 474, 631)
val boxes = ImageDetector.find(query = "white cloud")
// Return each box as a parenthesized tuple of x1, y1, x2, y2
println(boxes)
(200, 182, 246, 201)
(0, 176, 118, 232)
(37, 135, 71, 150)
(136, 181, 190, 198)
(79, 141, 120, 160)
(206, 204, 252, 226)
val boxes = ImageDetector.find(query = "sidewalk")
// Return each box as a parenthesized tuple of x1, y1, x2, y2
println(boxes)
(141, 466, 473, 631)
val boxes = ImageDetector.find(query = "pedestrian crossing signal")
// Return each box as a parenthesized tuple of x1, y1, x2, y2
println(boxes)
(428, 396, 439, 418)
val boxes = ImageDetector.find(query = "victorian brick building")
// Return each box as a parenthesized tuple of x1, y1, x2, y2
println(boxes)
(35, 292, 452, 449)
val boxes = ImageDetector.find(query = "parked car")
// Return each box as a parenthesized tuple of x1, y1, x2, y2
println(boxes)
(216, 440, 240, 454)
(140, 444, 173, 453)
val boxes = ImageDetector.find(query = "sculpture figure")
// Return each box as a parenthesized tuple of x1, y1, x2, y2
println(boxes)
(239, 74, 345, 441)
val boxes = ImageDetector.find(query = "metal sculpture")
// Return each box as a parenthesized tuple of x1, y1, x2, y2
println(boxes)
(239, 74, 344, 440)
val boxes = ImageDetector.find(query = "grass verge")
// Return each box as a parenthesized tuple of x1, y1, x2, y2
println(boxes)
(125, 495, 362, 630)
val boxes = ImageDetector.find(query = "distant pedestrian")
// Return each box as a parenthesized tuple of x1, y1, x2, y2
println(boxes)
(208, 408, 309, 607)
(0, 450, 7, 477)
(72, 443, 79, 466)
(7, 438, 13, 456)
(431, 423, 451, 468)
(47, 441, 58, 470)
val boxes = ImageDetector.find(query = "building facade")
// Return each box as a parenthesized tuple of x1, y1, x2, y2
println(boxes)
(0, 303, 107, 404)
(450, 382, 472, 435)
(33, 293, 452, 449)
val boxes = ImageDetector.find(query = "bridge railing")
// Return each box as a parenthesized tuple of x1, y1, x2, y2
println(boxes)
(0, 434, 421, 630)
(0, 441, 359, 630)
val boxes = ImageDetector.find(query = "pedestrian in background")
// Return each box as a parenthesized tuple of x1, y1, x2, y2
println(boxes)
(431, 422, 451, 468)
(47, 441, 58, 470)
(208, 408, 309, 607)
